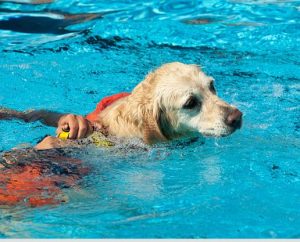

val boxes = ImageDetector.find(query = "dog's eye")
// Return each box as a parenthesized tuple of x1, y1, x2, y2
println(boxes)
(209, 82, 216, 93)
(183, 96, 199, 109)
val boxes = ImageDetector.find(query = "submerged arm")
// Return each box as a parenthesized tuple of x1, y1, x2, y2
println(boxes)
(0, 108, 63, 127)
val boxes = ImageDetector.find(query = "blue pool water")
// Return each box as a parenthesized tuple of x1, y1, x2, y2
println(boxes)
(0, 0, 299, 238)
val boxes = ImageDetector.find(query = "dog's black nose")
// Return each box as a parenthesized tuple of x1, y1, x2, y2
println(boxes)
(225, 108, 242, 129)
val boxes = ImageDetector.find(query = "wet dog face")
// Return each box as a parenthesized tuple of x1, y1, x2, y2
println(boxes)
(153, 62, 242, 138)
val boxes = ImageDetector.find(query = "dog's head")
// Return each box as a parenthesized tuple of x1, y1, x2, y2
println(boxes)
(132, 62, 242, 144)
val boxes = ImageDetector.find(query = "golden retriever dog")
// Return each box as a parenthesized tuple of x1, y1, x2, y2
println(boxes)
(37, 62, 242, 149)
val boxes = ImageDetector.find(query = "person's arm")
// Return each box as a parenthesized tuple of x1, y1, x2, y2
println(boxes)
(24, 110, 64, 127)
(0, 108, 63, 126)
(1, 108, 93, 139)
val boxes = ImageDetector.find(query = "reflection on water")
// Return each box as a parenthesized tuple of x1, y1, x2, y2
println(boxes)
(183, 17, 220, 25)
(0, 10, 102, 34)
(0, 0, 53, 4)
(0, 0, 298, 51)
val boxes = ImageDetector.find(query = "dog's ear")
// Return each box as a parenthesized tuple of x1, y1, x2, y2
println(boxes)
(143, 106, 167, 145)
(136, 73, 167, 144)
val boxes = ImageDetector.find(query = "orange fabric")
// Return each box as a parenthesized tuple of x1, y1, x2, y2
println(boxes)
(0, 165, 62, 206)
(0, 156, 86, 207)
(86, 92, 130, 122)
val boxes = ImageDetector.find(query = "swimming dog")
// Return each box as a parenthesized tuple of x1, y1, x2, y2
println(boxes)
(36, 62, 242, 149)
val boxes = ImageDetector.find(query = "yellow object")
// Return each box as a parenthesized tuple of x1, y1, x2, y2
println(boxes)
(90, 132, 114, 147)
(57, 130, 114, 148)
(57, 130, 69, 140)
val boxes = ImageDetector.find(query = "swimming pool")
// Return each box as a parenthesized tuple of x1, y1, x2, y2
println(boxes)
(0, 0, 299, 238)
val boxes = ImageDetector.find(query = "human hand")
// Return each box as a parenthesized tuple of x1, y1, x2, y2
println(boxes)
(56, 114, 93, 139)
(35, 136, 65, 150)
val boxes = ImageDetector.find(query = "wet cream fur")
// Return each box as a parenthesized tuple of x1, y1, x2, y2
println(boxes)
(95, 62, 237, 144)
